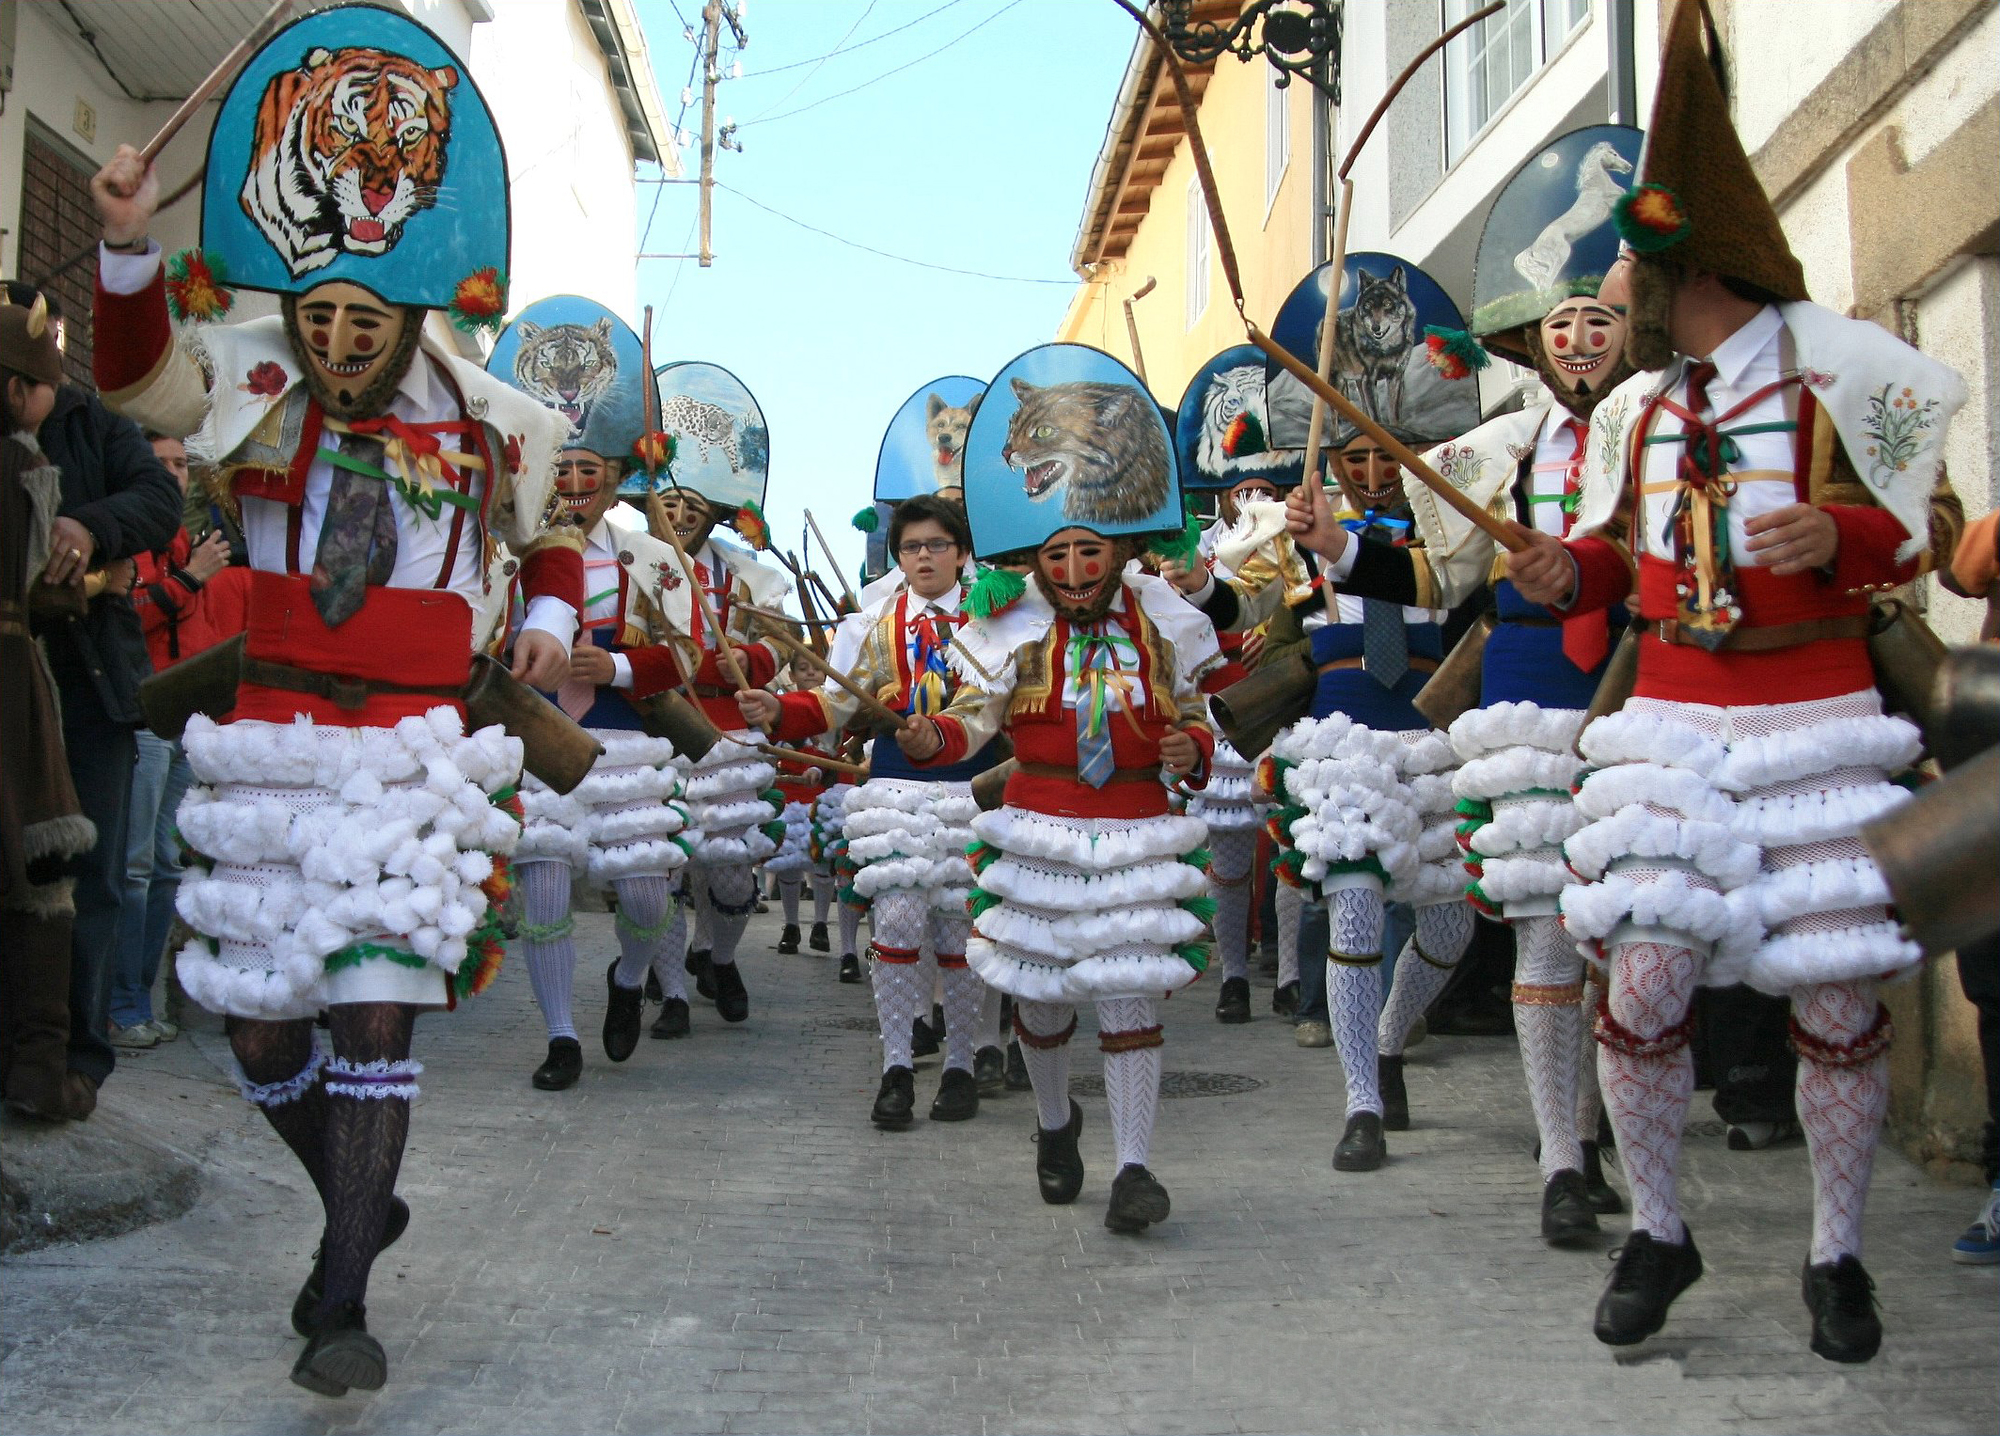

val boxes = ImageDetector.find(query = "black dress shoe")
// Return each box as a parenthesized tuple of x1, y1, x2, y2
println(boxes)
(777, 923, 802, 954)
(291, 1300, 386, 1396)
(1272, 981, 1300, 1016)
(838, 952, 862, 984)
(932, 1002, 948, 1041)
(1541, 1169, 1600, 1243)
(292, 1198, 409, 1336)
(871, 1065, 915, 1129)
(531, 1037, 583, 1091)
(1581, 1140, 1624, 1214)
(1378, 1054, 1409, 1131)
(1034, 1099, 1084, 1204)
(1004, 1040, 1033, 1091)
(650, 998, 691, 1039)
(712, 960, 749, 1023)
(1593, 1227, 1703, 1345)
(809, 921, 830, 952)
(687, 948, 715, 999)
(1802, 1254, 1881, 1363)
(929, 1067, 979, 1122)
(973, 1046, 1006, 1096)
(645, 969, 664, 1003)
(1104, 1163, 1171, 1233)
(603, 961, 644, 1062)
(1214, 976, 1251, 1024)
(910, 1015, 939, 1058)
(1333, 1111, 1386, 1171)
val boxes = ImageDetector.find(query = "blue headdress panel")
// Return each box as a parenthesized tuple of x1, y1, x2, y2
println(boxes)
(651, 361, 768, 511)
(1174, 343, 1304, 492)
(1264, 253, 1482, 451)
(1471, 124, 1644, 345)
(961, 343, 1181, 561)
(875, 376, 985, 502)
(201, 4, 509, 319)
(486, 295, 651, 467)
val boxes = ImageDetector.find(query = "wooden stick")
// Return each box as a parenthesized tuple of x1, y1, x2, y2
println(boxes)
(141, 0, 295, 166)
(755, 743, 869, 780)
(1336, 2, 1503, 181)
(1249, 323, 1526, 552)
(803, 509, 859, 610)
(739, 606, 907, 729)
(1302, 175, 1368, 516)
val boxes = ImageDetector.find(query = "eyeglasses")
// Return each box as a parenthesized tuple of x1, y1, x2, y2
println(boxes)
(897, 539, 958, 557)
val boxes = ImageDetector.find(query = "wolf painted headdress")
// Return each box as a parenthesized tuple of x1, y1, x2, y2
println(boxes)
(1174, 343, 1302, 492)
(487, 296, 654, 466)
(198, 3, 509, 326)
(1471, 124, 1644, 360)
(960, 342, 1182, 561)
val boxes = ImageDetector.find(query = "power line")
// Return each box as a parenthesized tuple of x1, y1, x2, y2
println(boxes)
(740, 0, 1020, 126)
(738, 0, 968, 78)
(707, 180, 1074, 285)
(749, 0, 877, 121)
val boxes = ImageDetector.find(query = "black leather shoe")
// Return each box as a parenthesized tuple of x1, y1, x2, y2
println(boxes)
(1802, 1254, 1882, 1363)
(1333, 1112, 1386, 1171)
(1272, 981, 1300, 1016)
(531, 1037, 583, 1091)
(650, 998, 691, 1039)
(1593, 1227, 1703, 1345)
(1541, 1169, 1600, 1244)
(603, 962, 644, 1062)
(645, 969, 664, 1003)
(1034, 1099, 1084, 1204)
(1214, 976, 1251, 1024)
(911, 1015, 939, 1058)
(292, 1198, 409, 1337)
(808, 922, 830, 952)
(687, 948, 715, 999)
(1104, 1163, 1172, 1233)
(1004, 1040, 1033, 1091)
(1379, 1055, 1409, 1131)
(929, 1067, 979, 1122)
(777, 923, 801, 954)
(1581, 1140, 1624, 1214)
(838, 953, 862, 984)
(973, 1045, 1006, 1096)
(871, 1065, 915, 1129)
(712, 960, 749, 1023)
(291, 1300, 385, 1396)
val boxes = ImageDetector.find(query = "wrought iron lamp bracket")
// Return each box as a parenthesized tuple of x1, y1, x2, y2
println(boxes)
(1158, 0, 1343, 103)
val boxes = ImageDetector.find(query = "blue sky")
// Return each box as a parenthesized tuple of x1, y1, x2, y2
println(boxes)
(630, 0, 1136, 587)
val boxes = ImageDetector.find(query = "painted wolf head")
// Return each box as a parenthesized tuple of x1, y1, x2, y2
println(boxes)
(925, 390, 982, 487)
(1003, 379, 1169, 527)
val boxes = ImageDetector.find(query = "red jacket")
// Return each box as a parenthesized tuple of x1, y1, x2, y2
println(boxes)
(131, 528, 224, 667)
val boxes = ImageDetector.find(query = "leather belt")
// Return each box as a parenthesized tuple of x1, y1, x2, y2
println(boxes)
(1651, 615, 1870, 652)
(692, 683, 735, 699)
(1015, 761, 1161, 785)
(1317, 655, 1440, 677)
(241, 656, 464, 712)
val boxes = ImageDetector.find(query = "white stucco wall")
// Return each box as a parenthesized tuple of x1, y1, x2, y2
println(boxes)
(1728, 0, 1898, 153)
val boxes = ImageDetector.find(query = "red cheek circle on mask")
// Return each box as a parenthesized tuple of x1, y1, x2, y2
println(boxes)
(311, 330, 329, 349)
(1552, 333, 1569, 350)
(353, 334, 374, 353)
(1083, 561, 1102, 578)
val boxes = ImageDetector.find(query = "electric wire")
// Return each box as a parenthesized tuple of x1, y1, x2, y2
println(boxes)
(748, 1, 877, 121)
(740, 0, 1022, 127)
(738, 0, 969, 78)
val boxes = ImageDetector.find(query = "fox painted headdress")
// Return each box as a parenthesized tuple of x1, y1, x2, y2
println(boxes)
(197, 3, 508, 325)
(960, 342, 1182, 561)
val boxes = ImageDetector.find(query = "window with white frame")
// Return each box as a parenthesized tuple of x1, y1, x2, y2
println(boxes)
(1186, 176, 1210, 328)
(1266, 63, 1291, 212)
(1443, 0, 1592, 166)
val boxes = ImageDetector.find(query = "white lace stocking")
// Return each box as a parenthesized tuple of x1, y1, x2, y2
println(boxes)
(938, 965, 983, 1073)
(611, 874, 675, 989)
(1575, 971, 1606, 1143)
(1327, 886, 1385, 1117)
(811, 873, 834, 924)
(1275, 881, 1304, 988)
(517, 858, 578, 1042)
(779, 876, 802, 925)
(1015, 999, 1076, 1131)
(704, 864, 755, 967)
(1598, 940, 1699, 1243)
(1098, 995, 1161, 1170)
(838, 900, 862, 957)
(1513, 914, 1586, 1178)
(976, 983, 1004, 1051)
(1209, 828, 1258, 982)
(869, 890, 933, 1071)
(650, 900, 689, 1001)
(1794, 979, 1888, 1263)
(1378, 902, 1472, 1055)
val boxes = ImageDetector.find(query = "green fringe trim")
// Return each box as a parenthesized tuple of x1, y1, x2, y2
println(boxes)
(759, 787, 786, 808)
(615, 906, 678, 943)
(1454, 796, 1493, 821)
(967, 888, 1001, 921)
(1179, 846, 1213, 872)
(963, 566, 1026, 620)
(760, 819, 789, 845)
(1322, 856, 1389, 883)
(1179, 894, 1218, 926)
(325, 941, 430, 974)
(966, 840, 1000, 873)
(1173, 941, 1211, 974)
(851, 505, 880, 533)
(518, 916, 576, 943)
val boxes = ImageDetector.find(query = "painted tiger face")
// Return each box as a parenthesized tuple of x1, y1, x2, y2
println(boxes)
(241, 45, 458, 278)
(513, 319, 618, 430)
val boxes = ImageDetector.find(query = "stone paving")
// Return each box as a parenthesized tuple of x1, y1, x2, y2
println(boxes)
(2, 905, 1996, 1436)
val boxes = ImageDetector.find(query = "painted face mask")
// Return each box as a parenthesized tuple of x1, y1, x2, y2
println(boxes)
(653, 488, 715, 551)
(554, 451, 620, 530)
(1034, 529, 1121, 624)
(1532, 295, 1635, 416)
(283, 282, 421, 420)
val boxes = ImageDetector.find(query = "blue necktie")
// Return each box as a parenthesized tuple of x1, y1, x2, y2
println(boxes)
(1071, 626, 1125, 789)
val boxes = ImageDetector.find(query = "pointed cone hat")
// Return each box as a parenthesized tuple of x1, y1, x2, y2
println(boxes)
(1613, 0, 1807, 300)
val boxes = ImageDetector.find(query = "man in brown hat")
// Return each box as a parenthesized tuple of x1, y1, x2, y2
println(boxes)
(1503, 0, 1965, 1363)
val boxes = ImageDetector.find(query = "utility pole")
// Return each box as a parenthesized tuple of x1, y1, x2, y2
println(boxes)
(698, 0, 722, 267)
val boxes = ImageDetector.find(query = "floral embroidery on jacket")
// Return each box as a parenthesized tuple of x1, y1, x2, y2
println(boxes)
(1861, 383, 1939, 488)
(240, 360, 287, 397)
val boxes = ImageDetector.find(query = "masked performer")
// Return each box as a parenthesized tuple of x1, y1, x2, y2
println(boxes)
(88, 7, 584, 1395)
(485, 297, 695, 1086)
(739, 495, 999, 1125)
(1502, 1, 1963, 1360)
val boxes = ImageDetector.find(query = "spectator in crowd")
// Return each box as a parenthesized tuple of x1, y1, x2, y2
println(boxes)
(4, 280, 182, 1114)
(109, 432, 233, 1048)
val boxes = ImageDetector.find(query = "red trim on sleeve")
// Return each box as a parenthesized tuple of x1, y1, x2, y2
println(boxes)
(1564, 536, 1635, 615)
(928, 714, 970, 766)
(92, 262, 173, 394)
(518, 545, 584, 613)
(623, 645, 683, 700)
(772, 690, 834, 744)
(1823, 504, 1921, 594)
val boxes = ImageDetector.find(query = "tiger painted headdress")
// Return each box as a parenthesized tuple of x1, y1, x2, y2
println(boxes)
(488, 296, 656, 467)
(198, 4, 509, 328)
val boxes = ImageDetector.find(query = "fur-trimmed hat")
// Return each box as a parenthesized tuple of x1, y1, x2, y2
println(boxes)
(1613, 0, 1806, 301)
(0, 298, 64, 386)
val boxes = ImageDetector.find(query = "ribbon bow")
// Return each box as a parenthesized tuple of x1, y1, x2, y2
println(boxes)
(1066, 628, 1139, 739)
(1334, 508, 1412, 538)
(326, 415, 482, 520)
(907, 611, 953, 716)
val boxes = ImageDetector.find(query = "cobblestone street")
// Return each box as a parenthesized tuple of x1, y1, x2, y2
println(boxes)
(3, 908, 1995, 1435)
